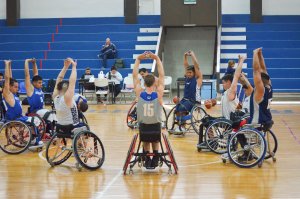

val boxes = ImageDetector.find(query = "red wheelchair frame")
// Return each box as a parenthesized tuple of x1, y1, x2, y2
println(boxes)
(123, 133, 178, 175)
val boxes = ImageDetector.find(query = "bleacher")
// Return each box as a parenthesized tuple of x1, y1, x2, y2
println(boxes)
(220, 15, 300, 93)
(0, 15, 160, 86)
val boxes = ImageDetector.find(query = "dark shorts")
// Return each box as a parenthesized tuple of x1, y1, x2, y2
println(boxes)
(176, 98, 195, 113)
(139, 123, 161, 142)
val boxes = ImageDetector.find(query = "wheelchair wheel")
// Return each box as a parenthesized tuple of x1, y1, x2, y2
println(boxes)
(73, 131, 105, 170)
(162, 133, 178, 174)
(190, 105, 207, 135)
(27, 113, 46, 141)
(205, 119, 232, 154)
(126, 101, 138, 129)
(46, 133, 73, 166)
(0, 121, 33, 154)
(228, 128, 266, 168)
(263, 130, 278, 160)
(79, 112, 90, 130)
(161, 107, 167, 129)
(123, 134, 138, 175)
(166, 106, 176, 131)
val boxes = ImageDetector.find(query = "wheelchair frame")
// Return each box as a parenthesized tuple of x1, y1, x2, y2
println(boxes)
(166, 102, 207, 135)
(45, 126, 105, 171)
(123, 133, 178, 175)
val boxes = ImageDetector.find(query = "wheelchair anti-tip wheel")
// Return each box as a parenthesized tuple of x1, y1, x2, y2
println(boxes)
(0, 121, 33, 154)
(46, 133, 73, 166)
(73, 130, 105, 170)
(227, 128, 266, 168)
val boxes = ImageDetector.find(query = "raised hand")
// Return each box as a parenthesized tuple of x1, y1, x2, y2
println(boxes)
(64, 58, 73, 68)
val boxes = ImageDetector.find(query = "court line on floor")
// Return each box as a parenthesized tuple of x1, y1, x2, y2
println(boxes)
(282, 119, 300, 145)
(95, 170, 122, 199)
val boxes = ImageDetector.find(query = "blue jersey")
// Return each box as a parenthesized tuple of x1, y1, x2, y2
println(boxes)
(28, 88, 44, 113)
(249, 86, 273, 124)
(183, 77, 197, 101)
(3, 94, 23, 120)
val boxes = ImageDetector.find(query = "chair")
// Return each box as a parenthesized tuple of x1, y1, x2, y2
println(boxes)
(119, 76, 134, 103)
(163, 76, 172, 103)
(94, 78, 110, 104)
(79, 79, 96, 102)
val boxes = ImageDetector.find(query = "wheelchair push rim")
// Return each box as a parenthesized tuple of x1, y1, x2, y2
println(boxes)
(227, 128, 267, 168)
(45, 133, 73, 166)
(0, 121, 33, 154)
(73, 130, 105, 170)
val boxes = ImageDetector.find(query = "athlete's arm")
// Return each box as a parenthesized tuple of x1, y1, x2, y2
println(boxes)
(3, 60, 15, 107)
(150, 52, 164, 105)
(239, 72, 253, 97)
(133, 53, 146, 97)
(253, 48, 265, 103)
(52, 58, 71, 99)
(64, 59, 77, 108)
(228, 55, 246, 101)
(190, 51, 203, 88)
(24, 59, 34, 97)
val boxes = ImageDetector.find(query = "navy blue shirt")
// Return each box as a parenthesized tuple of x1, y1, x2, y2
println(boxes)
(101, 43, 117, 54)
(183, 77, 197, 101)
(249, 85, 273, 124)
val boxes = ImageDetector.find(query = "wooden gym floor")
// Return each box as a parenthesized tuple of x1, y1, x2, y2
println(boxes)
(0, 104, 300, 199)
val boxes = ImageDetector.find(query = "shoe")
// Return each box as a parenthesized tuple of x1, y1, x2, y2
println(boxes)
(151, 155, 159, 168)
(197, 142, 208, 149)
(36, 141, 44, 146)
(172, 127, 184, 135)
(238, 151, 254, 162)
(31, 138, 37, 145)
(144, 156, 152, 168)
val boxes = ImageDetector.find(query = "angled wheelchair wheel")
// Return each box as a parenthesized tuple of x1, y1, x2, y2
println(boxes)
(126, 101, 138, 129)
(191, 105, 207, 135)
(205, 119, 232, 154)
(73, 131, 105, 170)
(166, 106, 177, 132)
(0, 121, 33, 154)
(161, 107, 167, 129)
(123, 134, 138, 175)
(263, 130, 278, 160)
(228, 128, 266, 168)
(162, 133, 178, 174)
(46, 133, 73, 166)
(27, 113, 46, 141)
(78, 112, 90, 130)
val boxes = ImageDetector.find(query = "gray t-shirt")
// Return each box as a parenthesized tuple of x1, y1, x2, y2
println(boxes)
(137, 91, 162, 124)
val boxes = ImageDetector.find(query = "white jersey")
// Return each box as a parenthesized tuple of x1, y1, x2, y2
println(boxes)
(221, 89, 238, 120)
(54, 95, 79, 125)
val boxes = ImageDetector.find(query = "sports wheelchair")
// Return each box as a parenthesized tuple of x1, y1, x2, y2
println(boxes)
(127, 101, 167, 129)
(123, 128, 178, 175)
(166, 100, 207, 136)
(0, 106, 44, 154)
(45, 122, 105, 171)
(219, 113, 277, 168)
